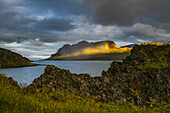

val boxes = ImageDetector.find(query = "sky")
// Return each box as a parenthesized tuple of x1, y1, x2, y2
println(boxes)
(0, 0, 170, 59)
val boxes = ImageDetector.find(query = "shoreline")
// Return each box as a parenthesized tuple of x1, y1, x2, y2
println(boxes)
(0, 63, 42, 69)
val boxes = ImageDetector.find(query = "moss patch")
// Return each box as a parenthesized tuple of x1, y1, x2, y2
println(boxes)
(136, 45, 170, 70)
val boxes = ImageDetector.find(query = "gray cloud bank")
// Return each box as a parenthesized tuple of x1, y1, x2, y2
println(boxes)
(84, 0, 170, 25)
(0, 0, 170, 58)
(0, 0, 81, 43)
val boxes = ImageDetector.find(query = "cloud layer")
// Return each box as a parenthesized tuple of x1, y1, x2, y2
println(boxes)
(0, 0, 170, 58)
(85, 0, 170, 25)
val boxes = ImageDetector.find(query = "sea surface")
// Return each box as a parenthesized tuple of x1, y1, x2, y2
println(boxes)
(1, 60, 114, 86)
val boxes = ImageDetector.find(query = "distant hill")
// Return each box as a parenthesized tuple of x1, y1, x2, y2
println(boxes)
(48, 40, 132, 60)
(0, 48, 37, 68)
(121, 44, 137, 48)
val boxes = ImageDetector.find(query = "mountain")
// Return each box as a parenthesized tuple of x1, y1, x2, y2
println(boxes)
(121, 44, 137, 48)
(0, 48, 37, 68)
(49, 40, 132, 60)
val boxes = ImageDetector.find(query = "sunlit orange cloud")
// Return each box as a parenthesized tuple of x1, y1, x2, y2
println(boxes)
(55, 42, 132, 59)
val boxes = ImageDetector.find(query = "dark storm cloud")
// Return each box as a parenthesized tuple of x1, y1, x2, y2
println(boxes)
(140, 10, 170, 30)
(84, 0, 170, 25)
(0, 11, 36, 30)
(35, 18, 74, 31)
(0, 0, 82, 43)
(29, 0, 83, 15)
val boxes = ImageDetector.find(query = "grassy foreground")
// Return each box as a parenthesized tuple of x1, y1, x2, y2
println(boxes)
(0, 74, 168, 113)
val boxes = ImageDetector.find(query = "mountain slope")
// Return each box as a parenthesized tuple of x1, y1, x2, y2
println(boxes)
(49, 40, 132, 60)
(0, 48, 36, 68)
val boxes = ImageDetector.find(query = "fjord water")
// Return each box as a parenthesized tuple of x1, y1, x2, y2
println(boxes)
(1, 60, 112, 85)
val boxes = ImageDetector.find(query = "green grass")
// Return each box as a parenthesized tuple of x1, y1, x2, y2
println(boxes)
(0, 73, 169, 113)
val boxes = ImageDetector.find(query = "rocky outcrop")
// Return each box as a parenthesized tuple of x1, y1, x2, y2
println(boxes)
(0, 73, 21, 89)
(28, 44, 170, 106)
(0, 48, 37, 68)
(48, 40, 132, 60)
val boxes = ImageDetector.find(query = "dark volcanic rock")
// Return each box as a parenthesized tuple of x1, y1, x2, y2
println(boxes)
(0, 48, 36, 68)
(28, 44, 170, 106)
(29, 65, 97, 96)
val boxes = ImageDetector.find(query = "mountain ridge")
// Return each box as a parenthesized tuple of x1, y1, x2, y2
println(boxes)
(49, 40, 132, 60)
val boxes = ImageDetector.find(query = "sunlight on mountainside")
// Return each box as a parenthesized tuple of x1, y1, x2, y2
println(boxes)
(139, 42, 170, 46)
(55, 42, 132, 59)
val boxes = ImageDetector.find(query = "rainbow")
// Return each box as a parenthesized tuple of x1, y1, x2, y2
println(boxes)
(104, 42, 110, 51)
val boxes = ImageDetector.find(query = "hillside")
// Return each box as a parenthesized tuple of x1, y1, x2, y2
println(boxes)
(0, 48, 36, 68)
(48, 40, 132, 60)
